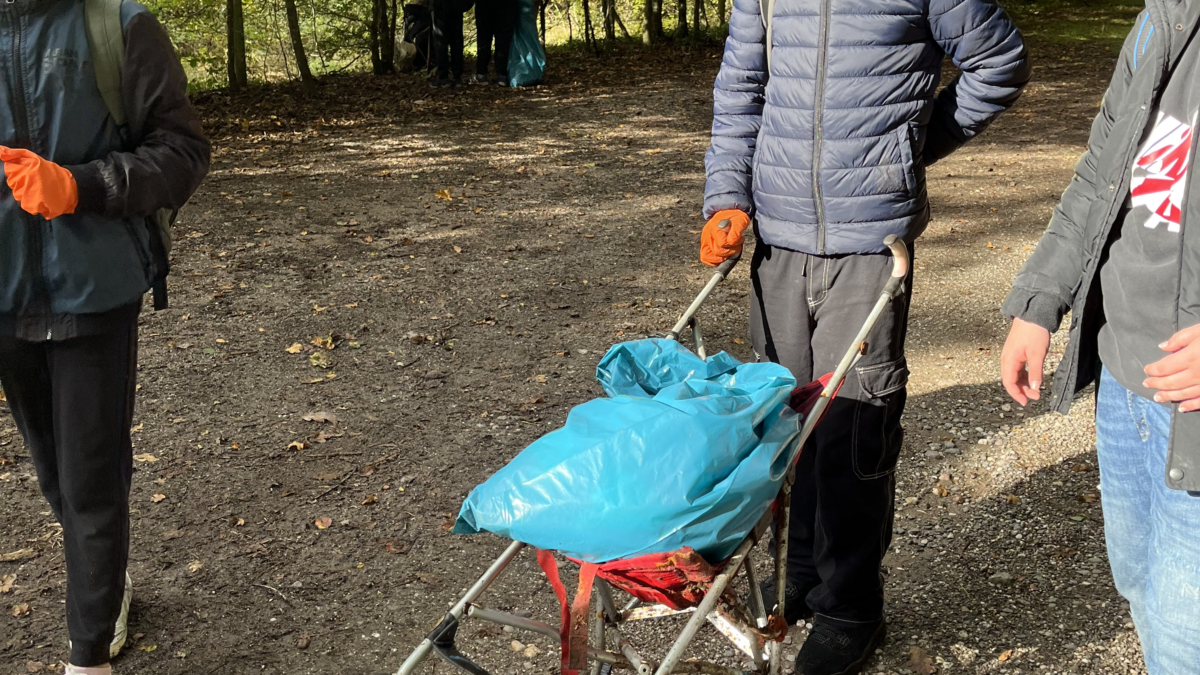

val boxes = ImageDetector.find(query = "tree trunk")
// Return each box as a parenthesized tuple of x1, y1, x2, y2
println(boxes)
(370, 0, 395, 74)
(676, 0, 687, 38)
(613, 4, 630, 37)
(602, 0, 614, 42)
(226, 0, 247, 90)
(540, 0, 547, 44)
(717, 0, 726, 26)
(566, 0, 573, 42)
(690, 0, 698, 38)
(642, 0, 662, 43)
(582, 0, 598, 54)
(283, 0, 317, 90)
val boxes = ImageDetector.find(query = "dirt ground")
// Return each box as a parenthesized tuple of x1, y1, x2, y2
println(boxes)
(0, 33, 1146, 675)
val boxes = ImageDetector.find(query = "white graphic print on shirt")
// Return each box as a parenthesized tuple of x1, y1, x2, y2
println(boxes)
(1130, 111, 1195, 233)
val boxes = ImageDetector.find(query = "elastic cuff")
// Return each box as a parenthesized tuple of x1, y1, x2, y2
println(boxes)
(69, 640, 111, 668)
(1001, 289, 1066, 334)
(813, 612, 884, 630)
(66, 163, 107, 214)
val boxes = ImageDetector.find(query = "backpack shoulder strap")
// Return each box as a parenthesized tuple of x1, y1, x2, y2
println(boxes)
(84, 0, 127, 126)
(759, 0, 774, 72)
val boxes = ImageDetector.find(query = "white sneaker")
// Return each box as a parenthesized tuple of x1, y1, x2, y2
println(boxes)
(66, 666, 112, 674)
(110, 572, 132, 659)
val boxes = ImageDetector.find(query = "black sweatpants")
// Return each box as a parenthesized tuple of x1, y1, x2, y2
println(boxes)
(432, 3, 465, 80)
(750, 242, 913, 626)
(0, 317, 138, 667)
(474, 0, 515, 79)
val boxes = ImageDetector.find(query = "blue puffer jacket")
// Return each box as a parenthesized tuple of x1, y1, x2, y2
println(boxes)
(704, 0, 1029, 254)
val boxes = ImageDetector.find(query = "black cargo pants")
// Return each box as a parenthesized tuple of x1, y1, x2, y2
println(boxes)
(750, 241, 912, 627)
(0, 316, 138, 667)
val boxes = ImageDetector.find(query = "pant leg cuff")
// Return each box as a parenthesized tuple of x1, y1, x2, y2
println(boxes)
(812, 612, 884, 630)
(70, 641, 110, 668)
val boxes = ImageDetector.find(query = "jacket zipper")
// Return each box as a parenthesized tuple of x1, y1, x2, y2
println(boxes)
(5, 5, 50, 339)
(812, 0, 832, 254)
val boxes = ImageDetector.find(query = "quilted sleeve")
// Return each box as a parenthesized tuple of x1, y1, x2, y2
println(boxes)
(703, 0, 767, 218)
(924, 0, 1031, 164)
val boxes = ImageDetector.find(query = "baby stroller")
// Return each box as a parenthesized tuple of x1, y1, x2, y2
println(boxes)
(396, 234, 910, 675)
(399, 2, 433, 72)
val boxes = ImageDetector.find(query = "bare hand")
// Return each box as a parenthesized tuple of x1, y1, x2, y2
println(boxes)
(1001, 317, 1051, 407)
(1144, 324, 1200, 411)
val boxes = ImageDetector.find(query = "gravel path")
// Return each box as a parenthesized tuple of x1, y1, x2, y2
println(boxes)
(0, 35, 1146, 675)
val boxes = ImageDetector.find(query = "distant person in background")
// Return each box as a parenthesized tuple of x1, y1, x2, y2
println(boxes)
(430, 0, 473, 87)
(471, 0, 517, 86)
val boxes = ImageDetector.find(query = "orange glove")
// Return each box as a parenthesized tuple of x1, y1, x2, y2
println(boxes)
(0, 146, 78, 220)
(700, 209, 751, 267)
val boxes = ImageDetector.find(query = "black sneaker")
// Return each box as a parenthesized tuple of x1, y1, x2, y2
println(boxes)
(469, 73, 489, 85)
(759, 578, 814, 625)
(428, 76, 456, 89)
(794, 617, 885, 675)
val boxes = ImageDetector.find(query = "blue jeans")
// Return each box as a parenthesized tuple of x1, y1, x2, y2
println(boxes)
(1096, 366, 1200, 674)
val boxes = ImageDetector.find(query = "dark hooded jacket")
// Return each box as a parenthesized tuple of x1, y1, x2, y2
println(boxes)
(1002, 0, 1200, 492)
(0, 0, 209, 340)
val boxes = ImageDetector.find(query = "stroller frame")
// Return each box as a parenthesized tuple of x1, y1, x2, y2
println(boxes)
(397, 235, 911, 675)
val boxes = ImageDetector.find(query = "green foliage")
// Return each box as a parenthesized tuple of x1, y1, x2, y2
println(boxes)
(1000, 0, 1142, 51)
(146, 0, 733, 90)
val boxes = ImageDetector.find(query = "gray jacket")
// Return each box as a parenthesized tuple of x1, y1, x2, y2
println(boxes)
(0, 0, 209, 337)
(1002, 0, 1200, 491)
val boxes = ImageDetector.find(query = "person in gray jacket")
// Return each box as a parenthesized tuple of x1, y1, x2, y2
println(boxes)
(701, 0, 1029, 672)
(1002, 2, 1200, 672)
(0, 1, 209, 673)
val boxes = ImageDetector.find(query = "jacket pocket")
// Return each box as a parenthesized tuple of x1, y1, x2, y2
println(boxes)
(897, 124, 918, 196)
(852, 356, 909, 480)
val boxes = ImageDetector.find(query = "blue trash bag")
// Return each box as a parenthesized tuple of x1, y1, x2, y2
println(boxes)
(453, 338, 803, 564)
(508, 0, 545, 87)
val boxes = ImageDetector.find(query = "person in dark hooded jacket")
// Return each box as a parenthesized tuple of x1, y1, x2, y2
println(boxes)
(701, 1, 1028, 672)
(0, 1, 209, 672)
(1002, 3, 1200, 671)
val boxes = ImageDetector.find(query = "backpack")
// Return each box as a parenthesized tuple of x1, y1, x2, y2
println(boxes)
(758, 0, 774, 71)
(84, 0, 175, 310)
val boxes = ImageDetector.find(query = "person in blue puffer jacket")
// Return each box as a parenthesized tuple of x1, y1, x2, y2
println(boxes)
(700, 1, 1028, 672)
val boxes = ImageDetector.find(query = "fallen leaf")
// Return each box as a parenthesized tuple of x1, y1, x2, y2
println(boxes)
(1070, 515, 1086, 522)
(315, 517, 333, 529)
(0, 574, 14, 593)
(453, 245, 463, 254)
(384, 540, 409, 555)
(732, 337, 745, 345)
(0, 549, 36, 562)
(1006, 494, 1020, 505)
(932, 485, 949, 498)
(140, 645, 158, 653)
(11, 602, 30, 617)
(309, 352, 332, 369)
(287, 441, 308, 451)
(998, 650, 1012, 662)
(311, 334, 336, 351)
(187, 560, 203, 574)
(361, 494, 378, 506)
(907, 646, 936, 675)
(302, 411, 339, 425)
(285, 342, 304, 354)
(1077, 493, 1098, 504)
(151, 492, 166, 503)
(435, 189, 452, 201)
(133, 453, 159, 463)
